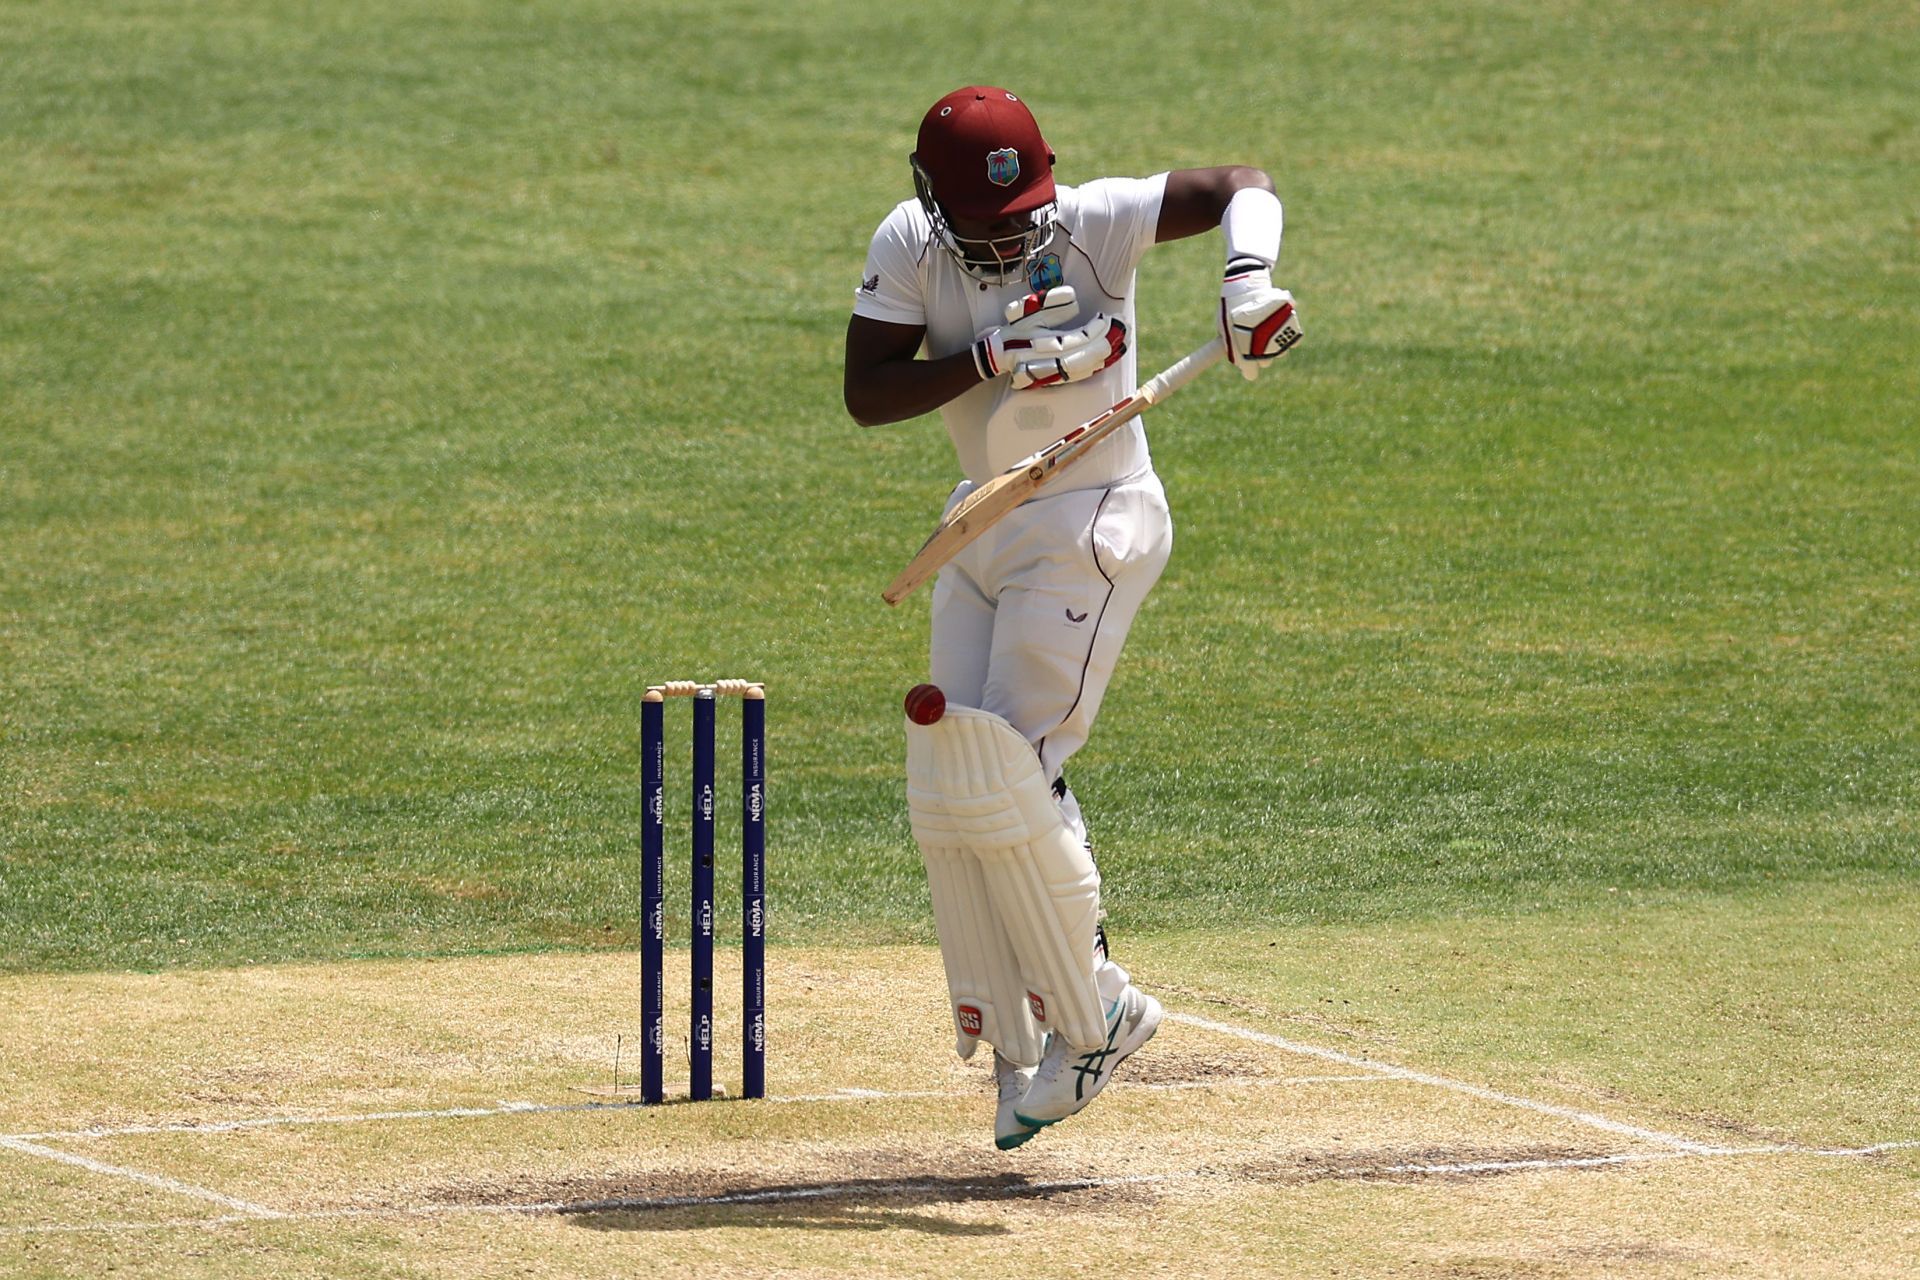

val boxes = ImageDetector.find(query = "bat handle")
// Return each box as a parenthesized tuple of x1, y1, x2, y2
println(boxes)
(1140, 337, 1226, 404)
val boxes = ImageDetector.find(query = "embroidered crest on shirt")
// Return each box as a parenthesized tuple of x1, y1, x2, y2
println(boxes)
(1026, 252, 1063, 292)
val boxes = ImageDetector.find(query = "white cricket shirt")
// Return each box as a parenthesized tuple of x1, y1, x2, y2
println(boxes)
(852, 174, 1168, 488)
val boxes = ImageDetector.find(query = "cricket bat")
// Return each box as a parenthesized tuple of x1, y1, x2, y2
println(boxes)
(881, 337, 1227, 606)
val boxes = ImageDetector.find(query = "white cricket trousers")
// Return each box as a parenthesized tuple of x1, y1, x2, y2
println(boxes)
(928, 469, 1173, 786)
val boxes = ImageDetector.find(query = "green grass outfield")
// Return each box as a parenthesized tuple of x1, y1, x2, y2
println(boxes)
(2, 0, 1916, 974)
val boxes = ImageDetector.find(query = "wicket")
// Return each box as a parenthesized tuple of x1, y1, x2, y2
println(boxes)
(641, 679, 766, 1104)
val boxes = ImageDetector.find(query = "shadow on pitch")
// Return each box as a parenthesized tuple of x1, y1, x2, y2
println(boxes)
(561, 1171, 1132, 1234)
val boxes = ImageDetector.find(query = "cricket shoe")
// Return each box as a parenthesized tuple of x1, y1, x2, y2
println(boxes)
(994, 1053, 1041, 1150)
(1014, 985, 1162, 1129)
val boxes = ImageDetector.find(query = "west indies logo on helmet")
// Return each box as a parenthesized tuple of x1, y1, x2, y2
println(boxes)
(910, 86, 1059, 285)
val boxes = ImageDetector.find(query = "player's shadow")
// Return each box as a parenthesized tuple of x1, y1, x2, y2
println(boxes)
(563, 1172, 1093, 1235)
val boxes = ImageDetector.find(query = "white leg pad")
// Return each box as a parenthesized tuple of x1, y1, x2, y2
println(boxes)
(919, 840, 1044, 1064)
(907, 705, 1108, 1053)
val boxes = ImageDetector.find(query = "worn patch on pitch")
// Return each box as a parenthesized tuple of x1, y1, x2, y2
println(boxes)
(1116, 1040, 1279, 1085)
(1236, 1142, 1618, 1186)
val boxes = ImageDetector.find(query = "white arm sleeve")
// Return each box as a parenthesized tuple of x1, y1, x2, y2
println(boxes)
(1222, 186, 1283, 269)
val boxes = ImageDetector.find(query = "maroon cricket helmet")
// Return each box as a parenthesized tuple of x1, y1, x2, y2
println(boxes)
(912, 86, 1057, 221)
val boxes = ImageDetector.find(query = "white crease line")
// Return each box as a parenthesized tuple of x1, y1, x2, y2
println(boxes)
(1129, 1075, 1387, 1092)
(1382, 1150, 1697, 1176)
(0, 1214, 271, 1237)
(9, 1104, 619, 1143)
(771, 1088, 961, 1104)
(1334, 1143, 1889, 1178)
(3, 1140, 1911, 1237)
(1164, 1010, 1723, 1153)
(0, 1136, 284, 1219)
(1808, 1139, 1920, 1156)
(785, 1076, 1387, 1104)
(5, 1074, 1383, 1144)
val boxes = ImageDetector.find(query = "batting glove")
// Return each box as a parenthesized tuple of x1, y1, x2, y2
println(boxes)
(1011, 315, 1128, 389)
(972, 286, 1095, 381)
(1218, 260, 1302, 381)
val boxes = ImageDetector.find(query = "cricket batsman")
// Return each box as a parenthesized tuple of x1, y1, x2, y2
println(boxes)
(843, 86, 1301, 1149)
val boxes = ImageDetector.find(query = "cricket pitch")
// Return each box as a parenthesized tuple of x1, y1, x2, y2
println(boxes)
(2, 937, 1914, 1278)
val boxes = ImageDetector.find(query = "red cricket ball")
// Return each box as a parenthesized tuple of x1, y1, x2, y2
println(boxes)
(904, 683, 946, 725)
